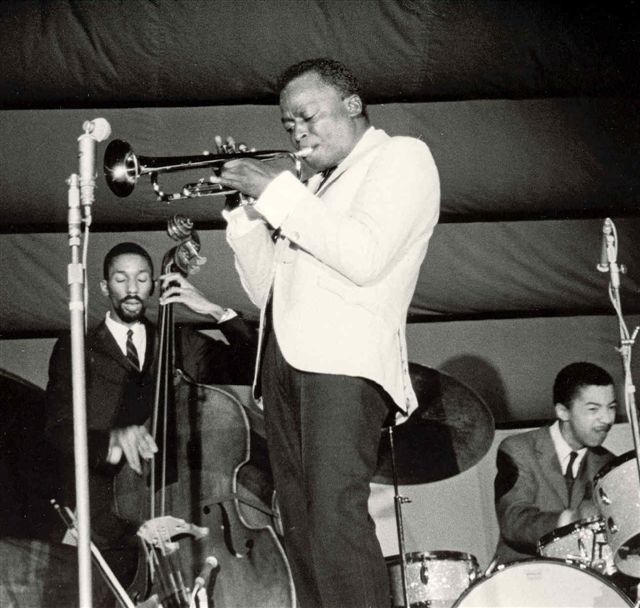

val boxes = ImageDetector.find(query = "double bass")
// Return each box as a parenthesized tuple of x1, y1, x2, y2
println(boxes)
(113, 215, 296, 607)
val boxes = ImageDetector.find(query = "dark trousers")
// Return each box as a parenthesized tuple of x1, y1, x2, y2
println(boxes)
(261, 328, 392, 608)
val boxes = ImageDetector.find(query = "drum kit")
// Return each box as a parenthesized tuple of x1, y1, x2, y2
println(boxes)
(377, 363, 640, 608)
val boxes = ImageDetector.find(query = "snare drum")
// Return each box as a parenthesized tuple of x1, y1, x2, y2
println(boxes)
(537, 516, 615, 574)
(386, 551, 479, 608)
(452, 559, 633, 607)
(594, 450, 640, 578)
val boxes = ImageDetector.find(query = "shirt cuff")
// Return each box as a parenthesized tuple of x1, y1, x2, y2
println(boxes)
(253, 171, 304, 229)
(222, 205, 263, 239)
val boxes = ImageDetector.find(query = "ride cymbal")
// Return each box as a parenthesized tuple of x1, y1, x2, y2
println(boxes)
(374, 363, 494, 485)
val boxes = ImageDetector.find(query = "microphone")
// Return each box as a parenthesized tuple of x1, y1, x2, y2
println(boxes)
(596, 219, 610, 273)
(194, 556, 219, 590)
(597, 218, 622, 290)
(83, 117, 112, 143)
(78, 118, 112, 210)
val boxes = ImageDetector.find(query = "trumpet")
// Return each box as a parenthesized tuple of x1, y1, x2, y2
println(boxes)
(103, 139, 310, 202)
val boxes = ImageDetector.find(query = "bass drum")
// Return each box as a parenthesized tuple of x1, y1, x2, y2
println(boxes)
(452, 559, 633, 608)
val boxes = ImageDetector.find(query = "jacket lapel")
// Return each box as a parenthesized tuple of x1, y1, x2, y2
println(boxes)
(312, 127, 390, 197)
(535, 427, 569, 506)
(140, 320, 157, 374)
(90, 319, 155, 374)
(90, 321, 132, 372)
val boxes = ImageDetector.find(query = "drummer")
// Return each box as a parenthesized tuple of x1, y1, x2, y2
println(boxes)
(492, 361, 617, 565)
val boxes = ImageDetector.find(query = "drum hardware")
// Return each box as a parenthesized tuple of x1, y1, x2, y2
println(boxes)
(482, 558, 498, 577)
(376, 364, 493, 608)
(386, 424, 412, 608)
(538, 516, 617, 576)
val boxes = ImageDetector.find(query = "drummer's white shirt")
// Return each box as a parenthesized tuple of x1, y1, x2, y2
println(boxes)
(549, 420, 587, 477)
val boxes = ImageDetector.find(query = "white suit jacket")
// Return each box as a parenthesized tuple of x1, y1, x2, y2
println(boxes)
(225, 127, 440, 415)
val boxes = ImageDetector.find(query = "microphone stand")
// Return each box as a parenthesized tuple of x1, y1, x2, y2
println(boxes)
(598, 218, 640, 482)
(66, 171, 93, 607)
(67, 118, 112, 607)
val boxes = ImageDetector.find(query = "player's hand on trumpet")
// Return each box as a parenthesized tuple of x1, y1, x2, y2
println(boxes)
(214, 135, 243, 155)
(218, 157, 282, 200)
(211, 134, 286, 200)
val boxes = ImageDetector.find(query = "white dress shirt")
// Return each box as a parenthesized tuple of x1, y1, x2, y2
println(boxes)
(105, 312, 147, 367)
(549, 420, 587, 477)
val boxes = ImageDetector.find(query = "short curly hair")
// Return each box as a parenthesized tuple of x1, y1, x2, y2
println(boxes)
(103, 242, 154, 280)
(278, 58, 367, 119)
(553, 362, 613, 406)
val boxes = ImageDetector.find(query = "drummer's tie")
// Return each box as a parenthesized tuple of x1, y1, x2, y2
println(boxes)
(564, 451, 578, 497)
(126, 328, 140, 371)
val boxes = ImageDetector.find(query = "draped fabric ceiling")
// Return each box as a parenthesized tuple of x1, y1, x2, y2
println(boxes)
(0, 0, 639, 419)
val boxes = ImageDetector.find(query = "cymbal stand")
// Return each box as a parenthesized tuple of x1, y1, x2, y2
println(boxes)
(388, 426, 412, 608)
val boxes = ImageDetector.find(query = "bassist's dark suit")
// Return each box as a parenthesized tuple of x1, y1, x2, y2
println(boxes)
(44, 316, 256, 584)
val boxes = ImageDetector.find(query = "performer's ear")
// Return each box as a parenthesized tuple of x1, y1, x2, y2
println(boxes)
(555, 403, 570, 422)
(99, 280, 109, 297)
(344, 94, 363, 118)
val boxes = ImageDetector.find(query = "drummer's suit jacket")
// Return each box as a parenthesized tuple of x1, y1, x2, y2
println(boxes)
(493, 425, 614, 564)
(44, 316, 256, 547)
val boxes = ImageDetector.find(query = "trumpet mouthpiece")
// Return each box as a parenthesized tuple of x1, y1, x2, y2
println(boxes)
(296, 147, 313, 159)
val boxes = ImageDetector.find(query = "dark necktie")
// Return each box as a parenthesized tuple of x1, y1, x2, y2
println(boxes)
(564, 451, 578, 497)
(315, 166, 336, 193)
(126, 328, 140, 371)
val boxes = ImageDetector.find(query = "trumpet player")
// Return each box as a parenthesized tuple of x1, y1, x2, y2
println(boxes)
(213, 58, 440, 608)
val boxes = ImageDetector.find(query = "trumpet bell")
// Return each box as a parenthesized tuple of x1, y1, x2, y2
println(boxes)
(104, 139, 138, 198)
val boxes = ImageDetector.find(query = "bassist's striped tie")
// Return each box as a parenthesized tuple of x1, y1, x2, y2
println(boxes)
(126, 329, 140, 371)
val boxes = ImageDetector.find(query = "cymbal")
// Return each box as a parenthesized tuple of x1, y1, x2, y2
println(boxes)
(373, 363, 494, 485)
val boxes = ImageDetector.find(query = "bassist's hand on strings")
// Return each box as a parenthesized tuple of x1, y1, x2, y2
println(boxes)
(159, 273, 229, 322)
(107, 425, 158, 474)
